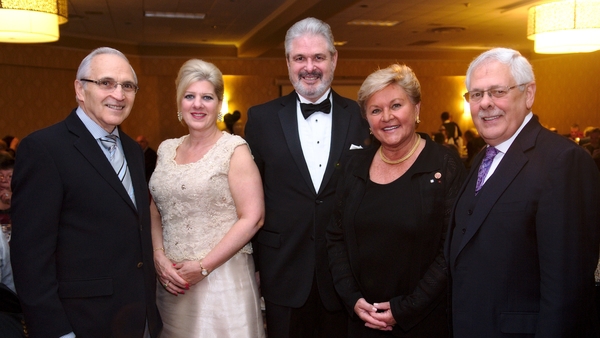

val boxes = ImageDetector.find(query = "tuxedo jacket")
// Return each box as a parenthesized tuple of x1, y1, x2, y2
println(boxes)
(245, 90, 370, 310)
(10, 109, 161, 338)
(446, 117, 600, 337)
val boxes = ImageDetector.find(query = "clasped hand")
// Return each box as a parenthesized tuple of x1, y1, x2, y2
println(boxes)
(154, 252, 206, 296)
(354, 298, 395, 331)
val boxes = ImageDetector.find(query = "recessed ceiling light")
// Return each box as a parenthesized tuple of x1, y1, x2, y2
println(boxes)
(347, 20, 399, 27)
(334, 41, 347, 46)
(144, 11, 205, 19)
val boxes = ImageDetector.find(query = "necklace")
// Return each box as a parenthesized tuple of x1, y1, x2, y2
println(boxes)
(379, 134, 421, 165)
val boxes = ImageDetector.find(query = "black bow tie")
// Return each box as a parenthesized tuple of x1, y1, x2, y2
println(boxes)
(300, 99, 331, 119)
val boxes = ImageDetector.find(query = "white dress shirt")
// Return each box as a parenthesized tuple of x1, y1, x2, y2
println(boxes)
(296, 89, 333, 192)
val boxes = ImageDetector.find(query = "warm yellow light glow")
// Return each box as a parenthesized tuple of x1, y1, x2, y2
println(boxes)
(0, 0, 68, 43)
(528, 0, 600, 54)
(463, 98, 471, 118)
(220, 94, 229, 122)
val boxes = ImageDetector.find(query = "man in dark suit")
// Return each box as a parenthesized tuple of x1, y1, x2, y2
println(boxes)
(245, 17, 370, 337)
(136, 135, 157, 183)
(10, 47, 161, 338)
(447, 47, 600, 337)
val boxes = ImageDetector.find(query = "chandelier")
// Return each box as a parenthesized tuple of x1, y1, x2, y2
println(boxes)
(0, 0, 68, 43)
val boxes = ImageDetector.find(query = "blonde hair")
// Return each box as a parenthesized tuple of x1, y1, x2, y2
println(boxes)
(357, 64, 421, 118)
(175, 59, 224, 112)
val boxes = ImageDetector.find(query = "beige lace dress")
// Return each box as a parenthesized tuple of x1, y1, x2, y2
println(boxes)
(149, 132, 265, 338)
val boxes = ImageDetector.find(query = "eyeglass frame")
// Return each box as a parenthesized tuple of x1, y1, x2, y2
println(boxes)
(463, 83, 529, 103)
(79, 78, 139, 94)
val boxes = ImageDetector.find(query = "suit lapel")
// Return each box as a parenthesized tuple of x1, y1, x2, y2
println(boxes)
(120, 130, 145, 213)
(65, 111, 138, 212)
(278, 92, 317, 194)
(320, 90, 351, 195)
(453, 118, 540, 259)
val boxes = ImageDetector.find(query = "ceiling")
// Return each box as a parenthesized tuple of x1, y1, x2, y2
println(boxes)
(54, 0, 553, 59)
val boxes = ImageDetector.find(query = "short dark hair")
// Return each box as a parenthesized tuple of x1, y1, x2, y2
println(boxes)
(0, 151, 15, 170)
(441, 112, 450, 121)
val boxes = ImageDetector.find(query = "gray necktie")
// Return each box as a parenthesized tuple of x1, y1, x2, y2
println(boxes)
(100, 135, 135, 203)
(475, 146, 499, 195)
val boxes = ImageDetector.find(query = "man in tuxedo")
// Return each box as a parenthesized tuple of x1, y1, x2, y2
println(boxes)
(136, 135, 157, 183)
(245, 17, 370, 337)
(447, 47, 600, 337)
(10, 47, 161, 338)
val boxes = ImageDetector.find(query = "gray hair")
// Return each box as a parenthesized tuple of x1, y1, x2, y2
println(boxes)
(76, 47, 137, 83)
(284, 17, 336, 59)
(357, 64, 421, 119)
(465, 48, 535, 90)
(175, 59, 224, 112)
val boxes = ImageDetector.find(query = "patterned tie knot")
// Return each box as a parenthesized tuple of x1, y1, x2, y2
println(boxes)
(100, 134, 117, 148)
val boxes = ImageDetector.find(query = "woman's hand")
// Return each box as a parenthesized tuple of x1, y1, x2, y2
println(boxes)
(354, 298, 393, 331)
(371, 302, 396, 330)
(174, 260, 206, 286)
(154, 251, 189, 296)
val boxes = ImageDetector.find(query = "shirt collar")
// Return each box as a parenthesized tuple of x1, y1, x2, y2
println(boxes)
(493, 112, 533, 154)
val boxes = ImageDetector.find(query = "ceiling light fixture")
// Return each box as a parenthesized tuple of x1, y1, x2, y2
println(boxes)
(527, 0, 600, 54)
(347, 20, 399, 27)
(0, 0, 68, 43)
(145, 11, 205, 19)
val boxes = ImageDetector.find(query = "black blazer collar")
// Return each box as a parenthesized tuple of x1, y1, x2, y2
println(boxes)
(278, 90, 354, 196)
(64, 109, 139, 212)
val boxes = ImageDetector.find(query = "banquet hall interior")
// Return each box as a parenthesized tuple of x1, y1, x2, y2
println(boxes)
(1, 0, 599, 150)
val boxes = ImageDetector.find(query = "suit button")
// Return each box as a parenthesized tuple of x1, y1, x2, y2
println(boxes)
(467, 209, 473, 215)
(315, 200, 323, 204)
(461, 228, 466, 234)
(137, 262, 143, 268)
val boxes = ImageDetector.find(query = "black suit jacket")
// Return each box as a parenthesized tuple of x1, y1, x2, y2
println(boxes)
(446, 117, 600, 337)
(143, 147, 157, 184)
(245, 90, 370, 310)
(10, 109, 161, 338)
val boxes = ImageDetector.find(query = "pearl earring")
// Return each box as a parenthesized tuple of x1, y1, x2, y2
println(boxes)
(177, 111, 182, 122)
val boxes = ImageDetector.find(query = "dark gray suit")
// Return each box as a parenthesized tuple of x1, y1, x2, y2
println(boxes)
(11, 109, 161, 337)
(446, 116, 600, 337)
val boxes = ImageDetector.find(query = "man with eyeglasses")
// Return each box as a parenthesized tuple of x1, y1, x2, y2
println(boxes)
(446, 47, 600, 337)
(10, 47, 161, 337)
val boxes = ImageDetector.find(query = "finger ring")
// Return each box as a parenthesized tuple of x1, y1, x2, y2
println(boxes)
(164, 281, 170, 288)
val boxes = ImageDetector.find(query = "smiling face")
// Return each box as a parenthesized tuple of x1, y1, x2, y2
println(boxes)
(180, 80, 221, 132)
(468, 60, 535, 146)
(365, 83, 420, 148)
(75, 54, 136, 133)
(287, 34, 337, 102)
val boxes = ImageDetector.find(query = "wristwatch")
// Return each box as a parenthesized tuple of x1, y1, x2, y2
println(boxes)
(200, 261, 209, 276)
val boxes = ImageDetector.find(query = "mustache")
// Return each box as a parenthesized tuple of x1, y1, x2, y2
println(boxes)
(298, 69, 322, 79)
(477, 109, 505, 119)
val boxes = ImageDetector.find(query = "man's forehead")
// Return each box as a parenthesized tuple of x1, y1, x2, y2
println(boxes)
(89, 54, 134, 78)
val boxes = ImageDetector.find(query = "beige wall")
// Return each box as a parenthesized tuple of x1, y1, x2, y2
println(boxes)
(1, 43, 599, 150)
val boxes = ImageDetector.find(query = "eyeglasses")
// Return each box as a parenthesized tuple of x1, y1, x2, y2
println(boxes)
(0, 174, 12, 181)
(463, 83, 528, 103)
(80, 78, 139, 94)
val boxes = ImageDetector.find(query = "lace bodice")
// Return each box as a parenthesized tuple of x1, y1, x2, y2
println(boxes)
(149, 132, 252, 262)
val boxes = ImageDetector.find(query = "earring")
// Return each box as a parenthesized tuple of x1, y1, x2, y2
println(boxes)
(416, 117, 421, 124)
(218, 112, 223, 121)
(369, 128, 373, 135)
(177, 111, 182, 122)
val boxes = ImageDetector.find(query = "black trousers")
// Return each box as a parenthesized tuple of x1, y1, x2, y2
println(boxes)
(264, 277, 347, 338)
